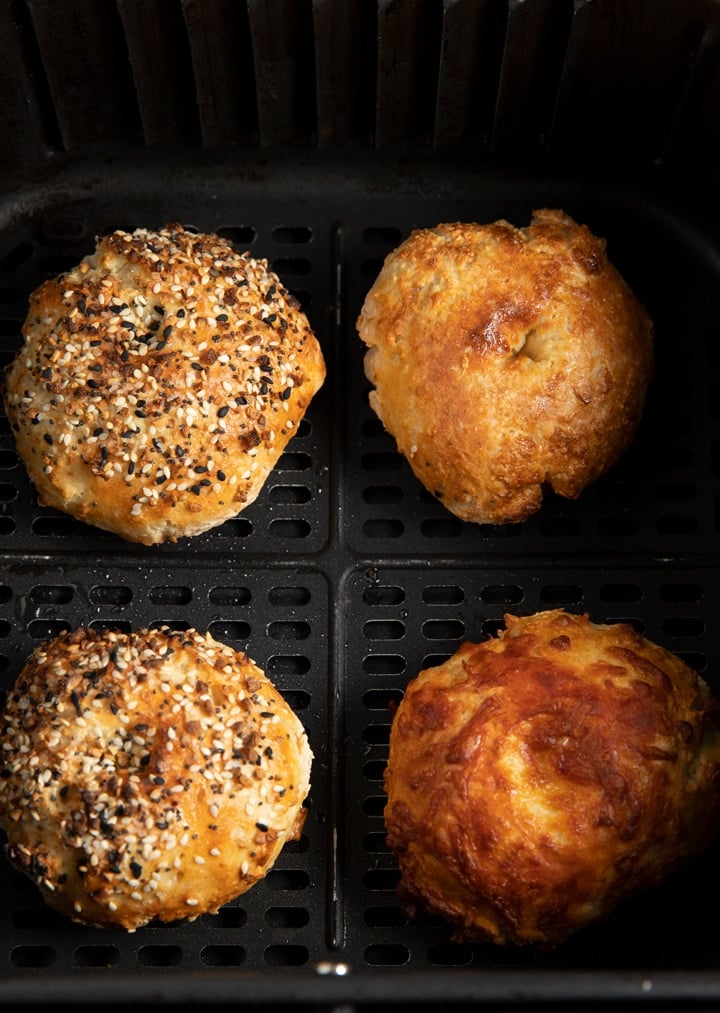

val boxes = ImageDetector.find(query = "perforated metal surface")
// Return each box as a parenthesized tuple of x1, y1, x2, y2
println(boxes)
(0, 156, 720, 1006)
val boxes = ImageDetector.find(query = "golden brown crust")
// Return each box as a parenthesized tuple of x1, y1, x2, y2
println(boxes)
(4, 224, 325, 544)
(0, 627, 312, 931)
(357, 209, 653, 525)
(384, 610, 720, 946)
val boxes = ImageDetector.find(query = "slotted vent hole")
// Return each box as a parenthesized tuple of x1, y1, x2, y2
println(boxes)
(362, 654, 406, 675)
(200, 945, 245, 967)
(364, 619, 405, 641)
(265, 870, 310, 891)
(269, 518, 311, 539)
(657, 515, 698, 534)
(600, 583, 643, 603)
(10, 945, 56, 968)
(149, 619, 190, 632)
(32, 516, 93, 537)
(38, 217, 87, 244)
(363, 868, 400, 889)
(363, 759, 387, 781)
(265, 906, 309, 928)
(73, 945, 120, 968)
(271, 257, 312, 277)
(28, 619, 70, 639)
(480, 585, 523, 605)
(363, 585, 404, 606)
(208, 620, 251, 642)
(263, 944, 308, 967)
(363, 518, 404, 538)
(280, 689, 311, 711)
(362, 227, 403, 245)
(604, 616, 645, 634)
(482, 618, 506, 638)
(421, 653, 451, 669)
(421, 618, 465, 641)
(272, 226, 312, 244)
(89, 620, 132, 634)
(363, 831, 390, 853)
(427, 943, 474, 967)
(363, 724, 390, 745)
(282, 834, 310, 855)
(662, 616, 705, 637)
(656, 481, 696, 502)
(365, 944, 410, 966)
(267, 655, 311, 675)
(208, 907, 247, 929)
(362, 484, 403, 504)
(420, 518, 462, 538)
(362, 417, 388, 439)
(137, 945, 182, 967)
(661, 583, 702, 602)
(363, 689, 402, 710)
(28, 584, 73, 605)
(214, 518, 253, 538)
(148, 585, 192, 605)
(216, 226, 256, 246)
(541, 584, 583, 605)
(277, 452, 311, 471)
(361, 258, 386, 278)
(269, 484, 312, 504)
(89, 585, 132, 606)
(422, 585, 464, 605)
(598, 517, 639, 537)
(37, 254, 81, 275)
(595, 482, 637, 504)
(268, 620, 311, 640)
(208, 586, 251, 606)
(362, 452, 403, 472)
(677, 651, 707, 671)
(538, 516, 581, 537)
(362, 797, 387, 818)
(364, 906, 407, 928)
(268, 586, 311, 606)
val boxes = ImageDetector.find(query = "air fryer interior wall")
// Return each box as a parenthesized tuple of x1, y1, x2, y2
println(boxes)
(1, 0, 720, 1007)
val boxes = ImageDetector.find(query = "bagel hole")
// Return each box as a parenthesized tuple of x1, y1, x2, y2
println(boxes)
(516, 325, 546, 361)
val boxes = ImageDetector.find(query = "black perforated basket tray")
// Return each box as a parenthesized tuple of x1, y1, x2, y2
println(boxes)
(0, 152, 718, 1009)
(2, 0, 720, 1008)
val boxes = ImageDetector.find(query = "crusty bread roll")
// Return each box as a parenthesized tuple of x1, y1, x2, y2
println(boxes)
(0, 626, 312, 931)
(384, 609, 720, 947)
(358, 210, 653, 526)
(4, 224, 325, 544)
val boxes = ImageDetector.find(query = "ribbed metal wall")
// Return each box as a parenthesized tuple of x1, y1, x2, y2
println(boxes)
(0, 0, 717, 178)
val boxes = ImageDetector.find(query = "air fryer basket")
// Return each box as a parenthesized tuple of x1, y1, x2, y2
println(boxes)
(1, 1, 720, 1008)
